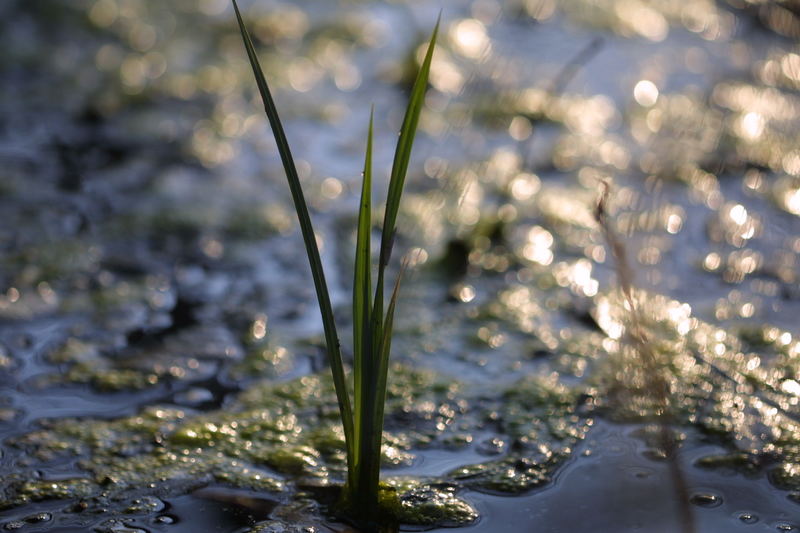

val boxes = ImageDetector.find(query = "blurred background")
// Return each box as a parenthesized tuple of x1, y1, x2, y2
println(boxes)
(1, 0, 800, 531)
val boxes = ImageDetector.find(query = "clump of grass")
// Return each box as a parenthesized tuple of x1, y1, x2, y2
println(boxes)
(232, 0, 438, 525)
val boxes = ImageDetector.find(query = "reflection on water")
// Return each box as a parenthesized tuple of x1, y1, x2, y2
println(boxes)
(1, 0, 800, 531)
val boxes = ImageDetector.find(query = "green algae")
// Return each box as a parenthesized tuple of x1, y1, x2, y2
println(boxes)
(2, 364, 480, 528)
(419, 256, 800, 502)
(40, 323, 244, 392)
(13, 405, 187, 461)
(229, 343, 295, 382)
(3, 2, 800, 531)
(2, 353, 593, 527)
(695, 452, 762, 476)
(7, 279, 800, 525)
(44, 338, 162, 391)
(454, 272, 800, 498)
(1, 478, 95, 510)
(450, 454, 560, 494)
(446, 374, 591, 494)
(771, 462, 800, 492)
(583, 289, 800, 491)
(6, 239, 100, 285)
(503, 375, 589, 433)
(243, 521, 319, 533)
(236, 483, 474, 533)
(224, 204, 294, 240)
(262, 446, 324, 476)
(46, 338, 99, 365)
(113, 201, 293, 245)
(43, 350, 158, 392)
(69, 365, 161, 391)
(380, 480, 478, 527)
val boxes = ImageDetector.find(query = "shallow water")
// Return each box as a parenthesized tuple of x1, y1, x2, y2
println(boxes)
(455, 422, 800, 533)
(2, 0, 800, 531)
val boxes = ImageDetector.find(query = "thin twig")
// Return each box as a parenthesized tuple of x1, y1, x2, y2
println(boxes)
(595, 181, 696, 533)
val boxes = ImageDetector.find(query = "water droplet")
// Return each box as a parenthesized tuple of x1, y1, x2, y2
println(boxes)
(95, 518, 150, 533)
(476, 437, 506, 456)
(124, 496, 166, 515)
(689, 492, 722, 508)
(66, 501, 89, 513)
(154, 515, 176, 525)
(738, 513, 758, 524)
(24, 512, 52, 523)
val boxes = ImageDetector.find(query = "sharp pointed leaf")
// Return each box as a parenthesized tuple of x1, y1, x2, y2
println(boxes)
(374, 16, 439, 326)
(353, 107, 374, 463)
(367, 264, 405, 491)
(232, 0, 354, 471)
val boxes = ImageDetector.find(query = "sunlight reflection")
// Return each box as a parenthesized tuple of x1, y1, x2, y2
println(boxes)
(738, 112, 766, 140)
(633, 80, 659, 107)
(521, 226, 554, 266)
(450, 19, 491, 60)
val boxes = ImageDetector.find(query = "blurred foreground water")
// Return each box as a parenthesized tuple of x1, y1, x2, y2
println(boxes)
(1, 0, 800, 531)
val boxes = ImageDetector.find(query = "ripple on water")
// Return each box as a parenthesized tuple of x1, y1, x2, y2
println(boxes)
(736, 512, 758, 524)
(689, 492, 723, 508)
(152, 515, 176, 525)
(94, 519, 151, 533)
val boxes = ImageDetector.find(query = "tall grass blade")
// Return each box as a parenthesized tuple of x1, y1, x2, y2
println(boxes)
(235, 1, 438, 520)
(368, 265, 404, 491)
(232, 0, 355, 471)
(353, 108, 374, 470)
(353, 261, 404, 512)
(373, 16, 440, 334)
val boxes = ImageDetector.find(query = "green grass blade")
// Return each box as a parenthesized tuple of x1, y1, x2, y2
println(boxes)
(353, 108, 374, 466)
(367, 264, 405, 491)
(232, 0, 354, 465)
(373, 16, 440, 328)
